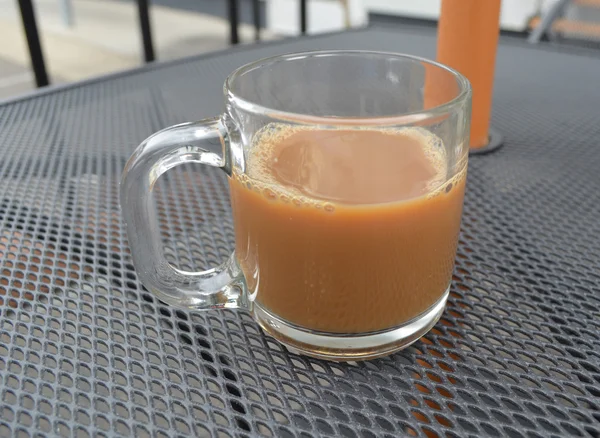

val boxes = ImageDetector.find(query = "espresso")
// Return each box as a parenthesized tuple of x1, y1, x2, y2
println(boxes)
(229, 125, 466, 333)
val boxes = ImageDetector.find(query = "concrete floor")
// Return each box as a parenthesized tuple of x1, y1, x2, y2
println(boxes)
(0, 58, 34, 100)
(113, 0, 266, 26)
(0, 0, 276, 101)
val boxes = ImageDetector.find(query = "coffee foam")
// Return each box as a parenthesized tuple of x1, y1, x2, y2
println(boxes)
(234, 123, 462, 210)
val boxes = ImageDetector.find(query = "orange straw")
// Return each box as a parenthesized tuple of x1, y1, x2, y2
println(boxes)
(436, 0, 502, 149)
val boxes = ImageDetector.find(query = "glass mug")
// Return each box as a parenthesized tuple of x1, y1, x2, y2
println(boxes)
(121, 51, 471, 360)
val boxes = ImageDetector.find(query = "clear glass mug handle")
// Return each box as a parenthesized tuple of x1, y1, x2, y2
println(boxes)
(120, 118, 247, 310)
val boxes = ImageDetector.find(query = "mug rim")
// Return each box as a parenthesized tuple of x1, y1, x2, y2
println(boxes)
(225, 50, 472, 126)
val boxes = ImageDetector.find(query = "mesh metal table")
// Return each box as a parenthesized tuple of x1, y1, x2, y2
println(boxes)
(1, 27, 599, 438)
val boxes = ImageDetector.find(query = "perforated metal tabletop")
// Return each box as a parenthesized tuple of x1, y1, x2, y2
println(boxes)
(0, 27, 599, 438)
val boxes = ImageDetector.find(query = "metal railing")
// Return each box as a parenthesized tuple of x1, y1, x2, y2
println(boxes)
(17, 0, 309, 88)
(17, 0, 48, 87)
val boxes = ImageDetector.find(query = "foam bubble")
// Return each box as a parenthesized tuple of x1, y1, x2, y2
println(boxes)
(263, 188, 277, 200)
(323, 203, 336, 213)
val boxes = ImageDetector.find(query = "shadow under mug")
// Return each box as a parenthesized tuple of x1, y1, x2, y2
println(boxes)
(121, 51, 471, 361)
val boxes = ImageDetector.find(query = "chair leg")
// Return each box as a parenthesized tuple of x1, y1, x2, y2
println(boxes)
(253, 0, 261, 41)
(228, 0, 240, 45)
(529, 0, 572, 43)
(300, 0, 307, 34)
(137, 0, 155, 62)
(59, 0, 75, 27)
(17, 0, 49, 87)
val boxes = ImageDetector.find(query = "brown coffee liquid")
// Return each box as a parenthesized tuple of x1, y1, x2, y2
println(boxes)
(230, 125, 466, 333)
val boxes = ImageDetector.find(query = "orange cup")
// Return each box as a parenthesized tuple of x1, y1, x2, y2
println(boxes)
(436, 0, 501, 149)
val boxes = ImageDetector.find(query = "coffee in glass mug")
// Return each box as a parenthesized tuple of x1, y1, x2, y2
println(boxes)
(121, 51, 471, 360)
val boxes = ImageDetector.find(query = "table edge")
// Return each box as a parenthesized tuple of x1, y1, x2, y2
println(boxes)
(0, 24, 598, 109)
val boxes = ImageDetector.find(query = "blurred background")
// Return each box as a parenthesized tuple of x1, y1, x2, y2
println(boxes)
(1, 0, 599, 100)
